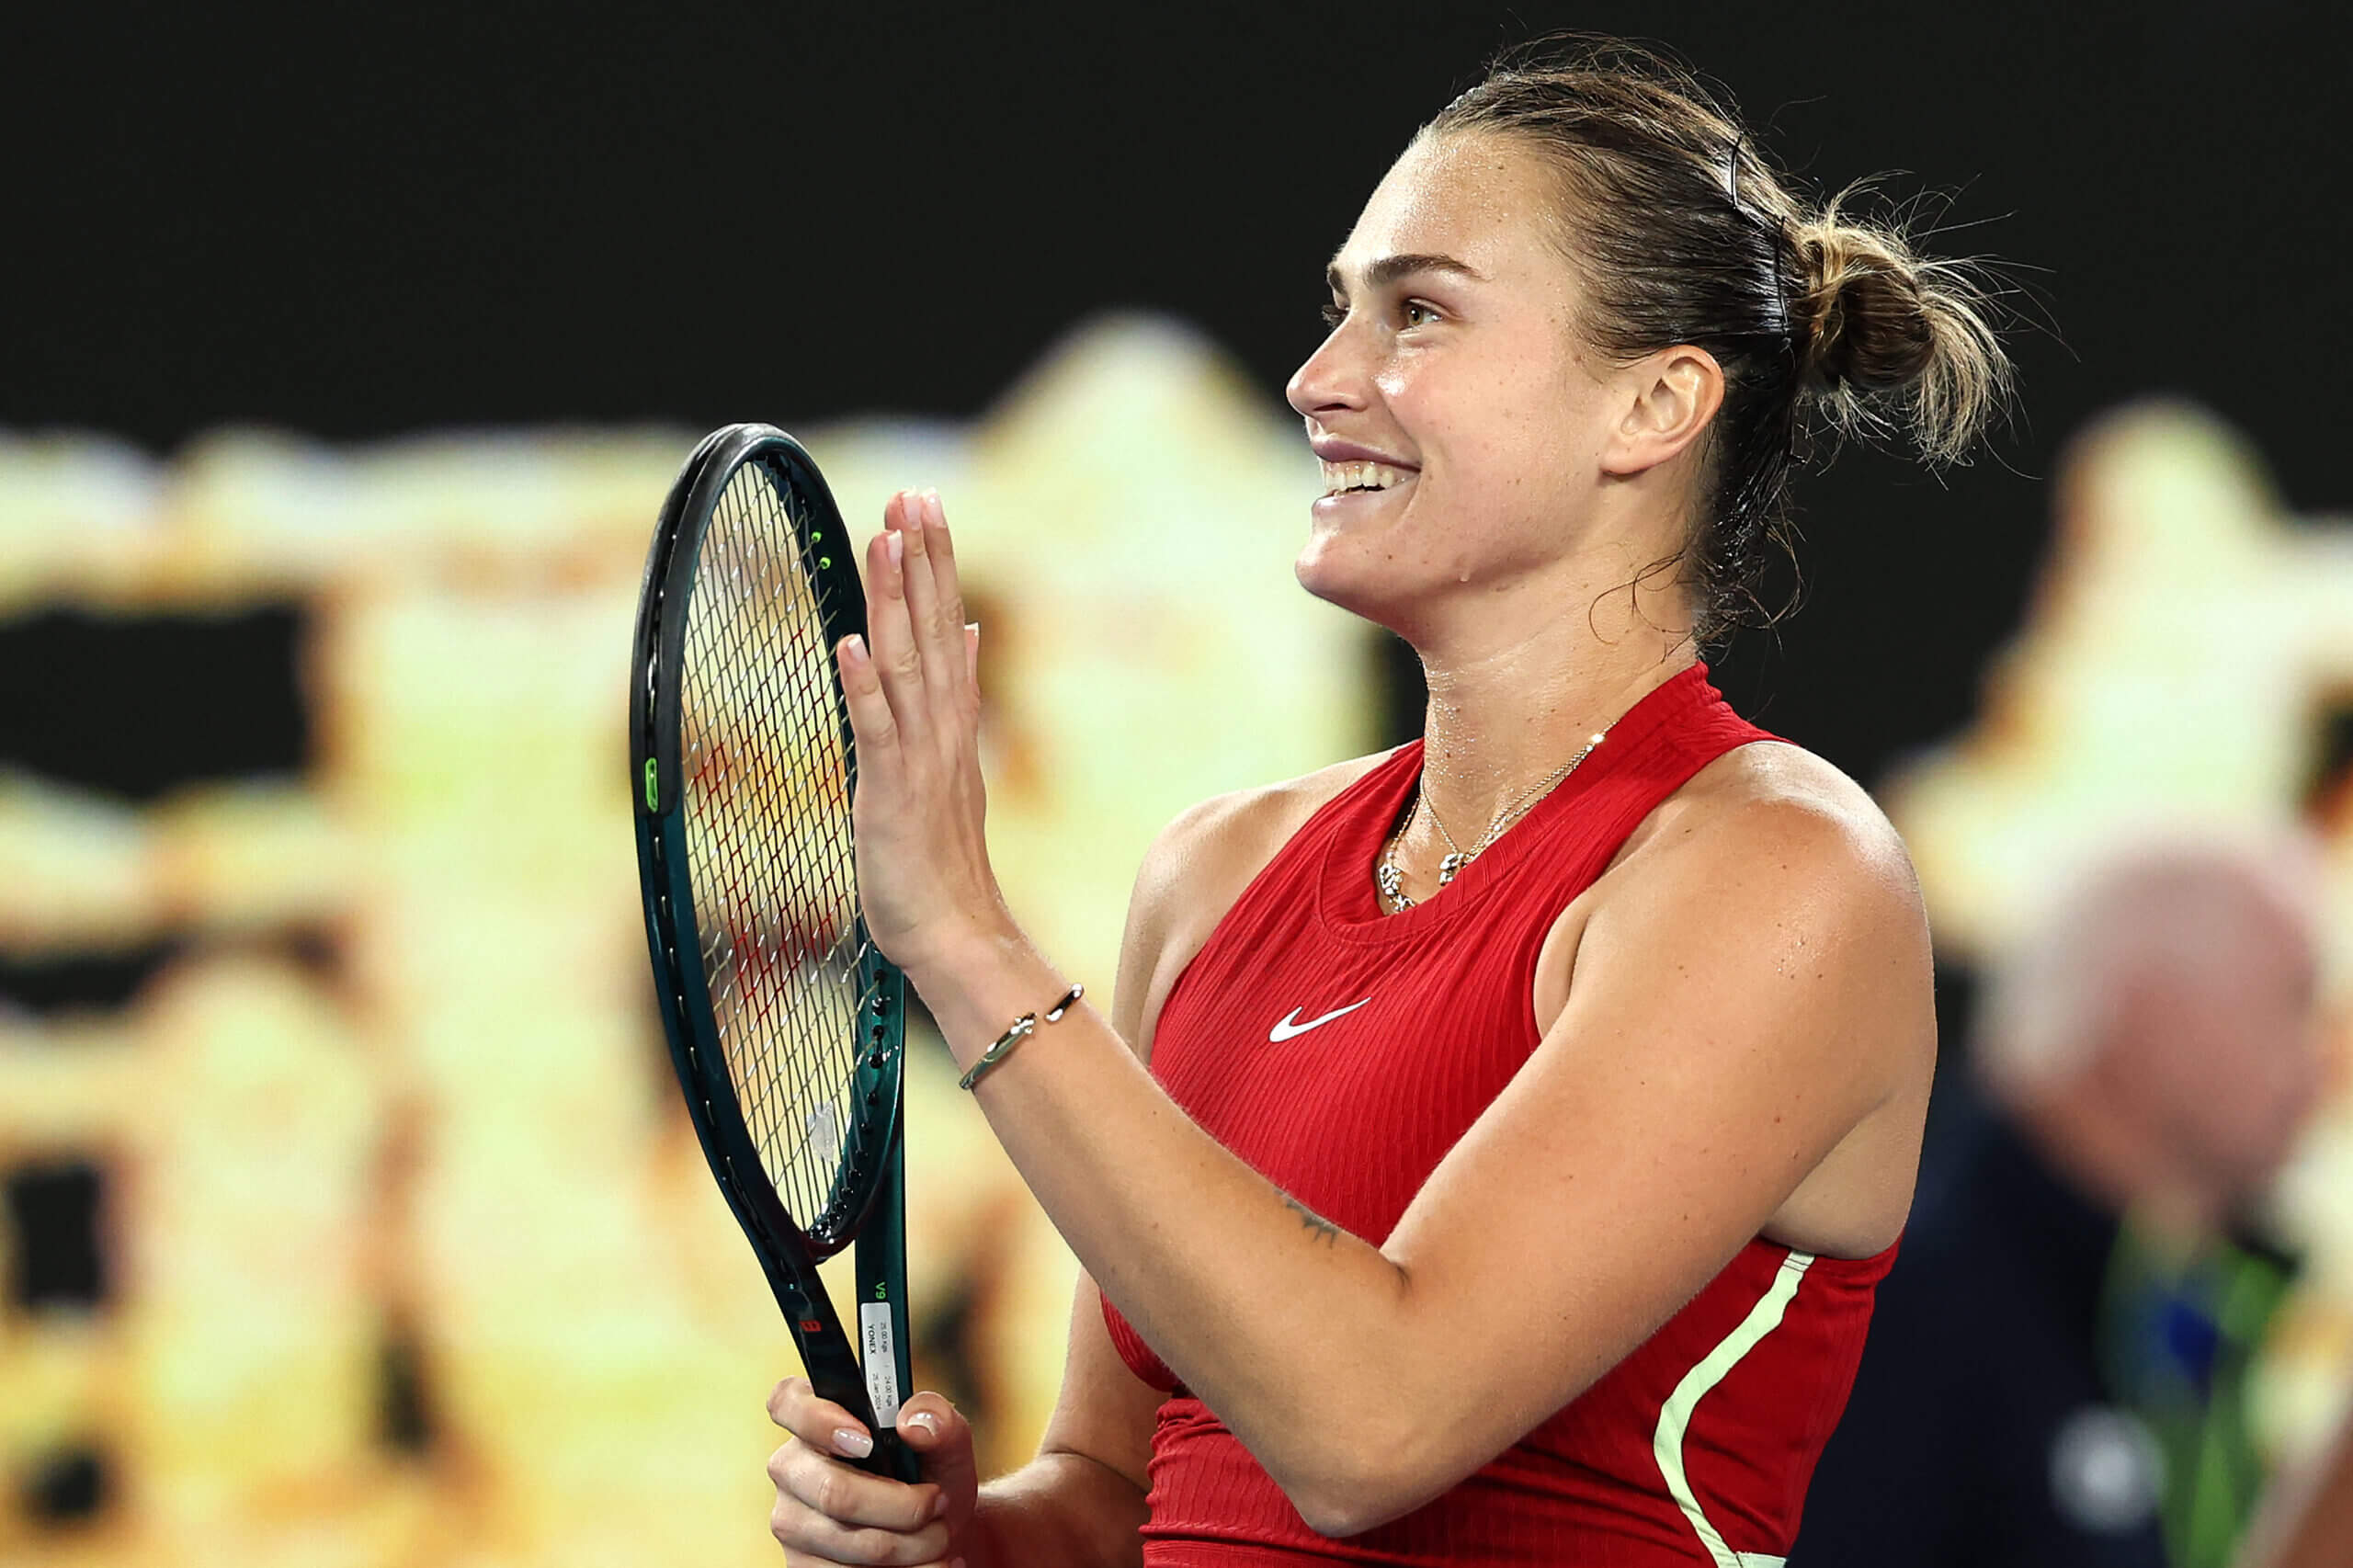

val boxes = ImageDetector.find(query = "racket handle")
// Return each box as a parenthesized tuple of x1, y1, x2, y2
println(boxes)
(866, 1426, 924, 1484)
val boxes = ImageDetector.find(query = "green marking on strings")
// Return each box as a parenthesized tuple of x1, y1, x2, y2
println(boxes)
(643, 757, 658, 811)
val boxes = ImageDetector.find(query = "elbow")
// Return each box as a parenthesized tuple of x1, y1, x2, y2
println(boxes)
(1286, 1468, 1429, 1540)
(1284, 1478, 1392, 1540)
(1270, 1417, 1444, 1540)
(1290, 1486, 1406, 1542)
(1266, 1275, 1457, 1537)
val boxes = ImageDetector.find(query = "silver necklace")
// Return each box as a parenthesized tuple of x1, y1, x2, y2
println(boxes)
(1376, 728, 1610, 913)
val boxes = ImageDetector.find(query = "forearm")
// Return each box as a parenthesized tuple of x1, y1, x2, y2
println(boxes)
(913, 928, 1424, 1517)
(972, 1451, 1149, 1568)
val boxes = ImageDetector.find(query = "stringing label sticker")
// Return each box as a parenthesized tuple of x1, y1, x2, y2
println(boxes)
(859, 1301, 902, 1426)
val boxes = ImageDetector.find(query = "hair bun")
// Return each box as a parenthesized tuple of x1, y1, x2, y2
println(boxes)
(1793, 224, 1935, 390)
(1787, 191, 2010, 464)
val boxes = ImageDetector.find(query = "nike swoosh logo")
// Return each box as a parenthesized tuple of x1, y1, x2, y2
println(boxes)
(1268, 999, 1371, 1043)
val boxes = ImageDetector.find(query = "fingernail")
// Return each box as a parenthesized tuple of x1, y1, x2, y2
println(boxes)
(839, 634, 868, 666)
(964, 620, 979, 639)
(929, 1492, 951, 1521)
(904, 1410, 940, 1437)
(885, 531, 904, 565)
(833, 1426, 873, 1458)
(924, 489, 944, 527)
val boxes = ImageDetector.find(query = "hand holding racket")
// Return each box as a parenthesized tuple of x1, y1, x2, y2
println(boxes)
(765, 1380, 980, 1565)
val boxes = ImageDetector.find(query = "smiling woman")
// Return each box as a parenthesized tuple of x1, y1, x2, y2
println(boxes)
(763, 34, 2012, 1568)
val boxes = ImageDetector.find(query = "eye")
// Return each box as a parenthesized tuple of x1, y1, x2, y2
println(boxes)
(1400, 299, 1440, 329)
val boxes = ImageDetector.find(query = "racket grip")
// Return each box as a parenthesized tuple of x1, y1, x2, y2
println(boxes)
(865, 1426, 924, 1484)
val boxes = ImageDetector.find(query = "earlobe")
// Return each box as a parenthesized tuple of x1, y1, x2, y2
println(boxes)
(1600, 347, 1726, 478)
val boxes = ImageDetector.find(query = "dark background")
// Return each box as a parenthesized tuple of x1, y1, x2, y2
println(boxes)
(6, 0, 2348, 787)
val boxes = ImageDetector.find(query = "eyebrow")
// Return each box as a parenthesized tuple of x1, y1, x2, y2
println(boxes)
(1325, 252, 1486, 297)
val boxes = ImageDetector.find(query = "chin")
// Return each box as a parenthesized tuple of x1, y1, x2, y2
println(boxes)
(1292, 534, 1417, 635)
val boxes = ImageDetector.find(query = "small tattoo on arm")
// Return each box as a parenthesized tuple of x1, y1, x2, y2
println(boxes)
(1282, 1192, 1340, 1246)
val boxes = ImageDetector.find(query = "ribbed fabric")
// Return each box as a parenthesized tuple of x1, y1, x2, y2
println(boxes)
(1102, 664, 1899, 1565)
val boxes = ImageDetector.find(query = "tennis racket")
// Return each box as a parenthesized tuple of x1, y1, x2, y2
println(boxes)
(630, 422, 921, 1483)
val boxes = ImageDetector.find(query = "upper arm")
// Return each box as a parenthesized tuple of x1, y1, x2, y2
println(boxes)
(1379, 795, 1934, 1485)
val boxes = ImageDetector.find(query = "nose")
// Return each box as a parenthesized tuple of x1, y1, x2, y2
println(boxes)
(1286, 322, 1370, 424)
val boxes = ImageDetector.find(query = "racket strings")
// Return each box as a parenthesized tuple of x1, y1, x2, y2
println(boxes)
(677, 459, 877, 1240)
(698, 478, 853, 1219)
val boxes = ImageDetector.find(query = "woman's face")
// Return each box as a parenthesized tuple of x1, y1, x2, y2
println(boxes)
(1287, 131, 1621, 633)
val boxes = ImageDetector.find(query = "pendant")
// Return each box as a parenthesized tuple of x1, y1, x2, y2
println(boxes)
(1437, 851, 1472, 885)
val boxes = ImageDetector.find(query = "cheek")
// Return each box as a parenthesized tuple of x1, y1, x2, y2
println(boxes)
(1388, 367, 1590, 493)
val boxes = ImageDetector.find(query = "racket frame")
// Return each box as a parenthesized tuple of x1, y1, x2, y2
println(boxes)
(630, 423, 919, 1483)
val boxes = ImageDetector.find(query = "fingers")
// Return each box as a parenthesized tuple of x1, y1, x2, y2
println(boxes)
(836, 627, 896, 769)
(862, 489, 972, 748)
(895, 1391, 982, 1506)
(766, 1377, 878, 1457)
(767, 1443, 951, 1549)
(904, 493, 970, 703)
(766, 1378, 963, 1566)
(860, 494, 929, 752)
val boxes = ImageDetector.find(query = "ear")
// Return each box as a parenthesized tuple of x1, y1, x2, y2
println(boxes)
(1598, 346, 1725, 478)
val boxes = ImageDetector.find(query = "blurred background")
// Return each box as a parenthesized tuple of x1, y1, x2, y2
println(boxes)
(2, 3, 2349, 1564)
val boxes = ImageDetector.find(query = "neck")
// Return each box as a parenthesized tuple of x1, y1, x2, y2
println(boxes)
(1409, 601, 1695, 848)
(1366, 512, 1700, 908)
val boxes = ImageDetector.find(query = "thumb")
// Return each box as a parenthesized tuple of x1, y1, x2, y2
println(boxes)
(896, 1393, 979, 1509)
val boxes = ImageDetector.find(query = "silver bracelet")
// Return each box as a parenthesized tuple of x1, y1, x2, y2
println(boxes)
(958, 983, 1084, 1091)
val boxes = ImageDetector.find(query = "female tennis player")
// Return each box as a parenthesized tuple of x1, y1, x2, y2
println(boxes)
(767, 37, 2009, 1566)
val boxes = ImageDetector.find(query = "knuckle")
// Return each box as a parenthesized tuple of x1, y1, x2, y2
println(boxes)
(847, 1523, 924, 1563)
(808, 1465, 849, 1520)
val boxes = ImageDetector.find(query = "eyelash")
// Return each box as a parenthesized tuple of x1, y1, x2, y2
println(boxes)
(1321, 300, 1440, 331)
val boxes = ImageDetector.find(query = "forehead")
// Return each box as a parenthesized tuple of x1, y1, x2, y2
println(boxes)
(1330, 131, 1570, 287)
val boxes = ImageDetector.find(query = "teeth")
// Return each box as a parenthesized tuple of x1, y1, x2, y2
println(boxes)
(1319, 459, 1414, 496)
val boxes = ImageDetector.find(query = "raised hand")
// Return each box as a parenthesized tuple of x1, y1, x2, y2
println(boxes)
(835, 489, 1005, 981)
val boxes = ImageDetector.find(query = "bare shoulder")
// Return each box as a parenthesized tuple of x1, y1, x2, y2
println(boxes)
(1572, 741, 1935, 1256)
(1112, 749, 1401, 1059)
(1615, 738, 1922, 907)
(1551, 737, 1934, 1103)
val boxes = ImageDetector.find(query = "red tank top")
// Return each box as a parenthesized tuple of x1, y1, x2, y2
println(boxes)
(1102, 663, 1898, 1565)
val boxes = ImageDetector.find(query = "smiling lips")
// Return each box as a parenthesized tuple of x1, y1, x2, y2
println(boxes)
(1319, 459, 1417, 498)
